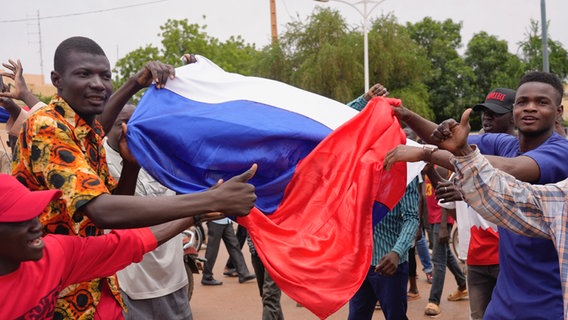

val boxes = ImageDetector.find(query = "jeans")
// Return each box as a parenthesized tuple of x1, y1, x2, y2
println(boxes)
(415, 228, 432, 274)
(348, 263, 409, 320)
(428, 223, 467, 305)
(467, 264, 499, 320)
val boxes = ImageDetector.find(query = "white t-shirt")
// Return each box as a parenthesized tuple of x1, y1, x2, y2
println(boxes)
(104, 139, 188, 299)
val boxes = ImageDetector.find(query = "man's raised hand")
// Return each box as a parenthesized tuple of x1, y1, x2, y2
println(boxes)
(430, 108, 474, 156)
(213, 164, 258, 217)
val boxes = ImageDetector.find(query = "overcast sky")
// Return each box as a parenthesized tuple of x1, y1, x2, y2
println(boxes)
(1, 0, 566, 80)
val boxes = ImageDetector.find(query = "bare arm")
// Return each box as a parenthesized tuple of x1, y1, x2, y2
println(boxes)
(100, 61, 175, 134)
(82, 165, 257, 229)
(483, 155, 540, 183)
(391, 104, 440, 144)
(150, 212, 223, 246)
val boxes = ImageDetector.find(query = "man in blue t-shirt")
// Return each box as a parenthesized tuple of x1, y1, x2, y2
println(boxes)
(386, 71, 567, 319)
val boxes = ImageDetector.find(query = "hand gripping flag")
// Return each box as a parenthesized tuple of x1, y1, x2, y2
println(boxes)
(126, 56, 409, 318)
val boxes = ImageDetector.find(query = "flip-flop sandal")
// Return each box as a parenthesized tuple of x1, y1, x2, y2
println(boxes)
(407, 292, 420, 300)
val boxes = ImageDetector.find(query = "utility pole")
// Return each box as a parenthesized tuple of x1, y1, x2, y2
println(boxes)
(540, 0, 549, 72)
(270, 0, 278, 42)
(26, 10, 45, 79)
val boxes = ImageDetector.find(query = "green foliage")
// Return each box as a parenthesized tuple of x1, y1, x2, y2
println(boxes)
(518, 19, 568, 80)
(111, 11, 568, 125)
(113, 45, 161, 103)
(406, 18, 477, 122)
(465, 32, 524, 100)
(273, 8, 359, 101)
(113, 18, 260, 103)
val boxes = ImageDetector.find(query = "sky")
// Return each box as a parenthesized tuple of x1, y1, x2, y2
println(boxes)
(1, 0, 566, 80)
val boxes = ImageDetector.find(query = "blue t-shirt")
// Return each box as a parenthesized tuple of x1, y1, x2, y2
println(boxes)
(469, 133, 568, 320)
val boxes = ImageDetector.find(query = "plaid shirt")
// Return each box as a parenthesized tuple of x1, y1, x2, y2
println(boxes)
(452, 148, 568, 319)
(371, 177, 420, 266)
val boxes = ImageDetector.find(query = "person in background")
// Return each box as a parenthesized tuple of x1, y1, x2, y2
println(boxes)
(247, 235, 284, 319)
(105, 105, 192, 319)
(422, 164, 468, 316)
(11, 36, 257, 319)
(223, 224, 248, 277)
(438, 88, 516, 320)
(348, 174, 419, 320)
(201, 217, 256, 285)
(0, 59, 45, 138)
(404, 128, 432, 300)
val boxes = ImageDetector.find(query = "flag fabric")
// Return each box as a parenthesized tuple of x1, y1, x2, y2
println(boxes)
(126, 55, 410, 318)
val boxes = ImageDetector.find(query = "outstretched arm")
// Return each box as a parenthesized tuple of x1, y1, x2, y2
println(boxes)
(390, 104, 440, 144)
(100, 61, 175, 134)
(83, 164, 258, 229)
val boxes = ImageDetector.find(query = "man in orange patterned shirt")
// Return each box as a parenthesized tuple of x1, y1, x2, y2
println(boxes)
(11, 36, 258, 319)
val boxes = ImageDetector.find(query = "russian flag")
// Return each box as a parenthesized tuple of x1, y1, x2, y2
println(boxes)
(127, 56, 409, 318)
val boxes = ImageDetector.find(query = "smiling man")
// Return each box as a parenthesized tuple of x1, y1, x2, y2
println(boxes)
(384, 71, 568, 319)
(10, 36, 258, 319)
(0, 173, 225, 319)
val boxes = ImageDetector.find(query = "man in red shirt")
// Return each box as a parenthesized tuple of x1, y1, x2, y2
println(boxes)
(0, 172, 253, 319)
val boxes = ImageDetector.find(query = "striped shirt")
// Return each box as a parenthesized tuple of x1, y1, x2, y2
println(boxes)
(371, 177, 420, 266)
(452, 148, 568, 319)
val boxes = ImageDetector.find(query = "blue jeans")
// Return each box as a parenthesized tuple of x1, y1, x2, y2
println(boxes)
(428, 223, 467, 305)
(348, 263, 409, 320)
(415, 229, 432, 274)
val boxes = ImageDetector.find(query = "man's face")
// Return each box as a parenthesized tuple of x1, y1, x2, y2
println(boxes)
(0, 217, 45, 271)
(106, 105, 135, 149)
(513, 82, 562, 137)
(51, 50, 113, 124)
(481, 109, 513, 134)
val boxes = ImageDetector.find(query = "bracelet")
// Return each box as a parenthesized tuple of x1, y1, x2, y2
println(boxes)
(422, 144, 439, 163)
(193, 214, 202, 225)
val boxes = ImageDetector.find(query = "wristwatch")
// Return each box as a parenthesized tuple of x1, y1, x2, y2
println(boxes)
(422, 144, 439, 163)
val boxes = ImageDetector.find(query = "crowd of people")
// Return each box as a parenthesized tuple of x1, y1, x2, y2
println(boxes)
(1, 34, 567, 320)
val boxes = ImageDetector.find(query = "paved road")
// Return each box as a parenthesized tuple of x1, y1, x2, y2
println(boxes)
(190, 229, 470, 320)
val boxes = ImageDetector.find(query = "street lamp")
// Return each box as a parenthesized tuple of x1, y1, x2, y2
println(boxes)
(315, 0, 386, 91)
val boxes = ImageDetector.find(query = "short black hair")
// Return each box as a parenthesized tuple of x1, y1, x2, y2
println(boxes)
(53, 36, 106, 73)
(518, 71, 564, 105)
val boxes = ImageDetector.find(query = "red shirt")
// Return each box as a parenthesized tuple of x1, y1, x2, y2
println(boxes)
(1, 228, 156, 319)
(424, 175, 454, 225)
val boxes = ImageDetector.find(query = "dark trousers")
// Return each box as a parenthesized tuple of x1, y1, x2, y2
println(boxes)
(203, 221, 250, 278)
(226, 224, 248, 270)
(348, 263, 409, 320)
(251, 253, 284, 320)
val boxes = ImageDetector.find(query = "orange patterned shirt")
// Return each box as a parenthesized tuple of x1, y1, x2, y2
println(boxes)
(11, 95, 124, 319)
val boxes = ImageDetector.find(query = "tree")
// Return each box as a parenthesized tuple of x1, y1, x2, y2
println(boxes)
(367, 14, 432, 119)
(113, 18, 260, 103)
(265, 8, 433, 118)
(407, 18, 476, 122)
(465, 32, 525, 101)
(273, 7, 360, 101)
(518, 19, 568, 80)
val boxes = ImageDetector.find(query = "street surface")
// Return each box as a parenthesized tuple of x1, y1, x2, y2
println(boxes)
(190, 226, 470, 319)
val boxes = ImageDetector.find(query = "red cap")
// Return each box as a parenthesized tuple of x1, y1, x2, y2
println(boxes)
(0, 174, 61, 222)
